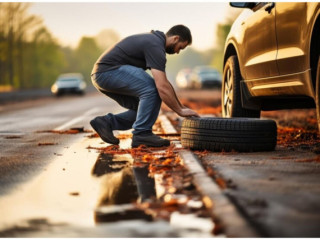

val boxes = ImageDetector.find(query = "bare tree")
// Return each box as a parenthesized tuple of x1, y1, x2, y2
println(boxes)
(0, 3, 43, 88)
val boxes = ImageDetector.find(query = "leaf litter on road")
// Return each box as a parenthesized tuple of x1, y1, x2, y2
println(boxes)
(38, 142, 56, 146)
(87, 136, 216, 235)
(37, 127, 92, 134)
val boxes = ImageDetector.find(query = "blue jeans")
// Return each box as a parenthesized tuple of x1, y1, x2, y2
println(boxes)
(91, 65, 162, 135)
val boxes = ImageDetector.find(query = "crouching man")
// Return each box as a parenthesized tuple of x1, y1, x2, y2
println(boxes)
(90, 25, 199, 148)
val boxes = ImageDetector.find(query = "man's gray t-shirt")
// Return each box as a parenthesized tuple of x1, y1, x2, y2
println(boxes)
(92, 30, 167, 74)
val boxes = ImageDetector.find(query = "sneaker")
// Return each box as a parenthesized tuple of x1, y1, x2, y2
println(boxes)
(90, 116, 119, 145)
(132, 133, 170, 148)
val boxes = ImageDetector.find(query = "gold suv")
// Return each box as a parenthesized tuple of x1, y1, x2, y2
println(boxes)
(222, 2, 320, 127)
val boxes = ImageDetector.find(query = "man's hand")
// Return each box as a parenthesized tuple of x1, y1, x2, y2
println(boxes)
(151, 69, 200, 118)
(179, 107, 200, 118)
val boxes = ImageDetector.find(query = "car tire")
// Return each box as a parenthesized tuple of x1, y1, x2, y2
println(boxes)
(222, 55, 260, 118)
(181, 117, 277, 152)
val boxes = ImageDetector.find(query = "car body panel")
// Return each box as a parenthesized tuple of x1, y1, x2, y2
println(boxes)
(224, 2, 320, 111)
(229, 3, 279, 80)
(276, 2, 309, 75)
(245, 69, 314, 98)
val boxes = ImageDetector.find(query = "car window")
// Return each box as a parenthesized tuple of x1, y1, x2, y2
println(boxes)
(199, 70, 218, 74)
(58, 78, 80, 82)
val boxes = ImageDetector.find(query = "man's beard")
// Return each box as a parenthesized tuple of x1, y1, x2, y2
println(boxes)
(165, 43, 176, 54)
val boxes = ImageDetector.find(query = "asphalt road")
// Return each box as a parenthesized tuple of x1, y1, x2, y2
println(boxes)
(0, 92, 122, 195)
(0, 93, 161, 237)
(176, 89, 320, 237)
(0, 91, 215, 237)
(2, 89, 320, 237)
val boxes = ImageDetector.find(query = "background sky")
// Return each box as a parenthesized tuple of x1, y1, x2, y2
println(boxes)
(29, 2, 239, 51)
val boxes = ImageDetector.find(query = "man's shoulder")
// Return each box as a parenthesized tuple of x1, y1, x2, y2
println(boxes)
(128, 31, 165, 47)
(150, 30, 166, 44)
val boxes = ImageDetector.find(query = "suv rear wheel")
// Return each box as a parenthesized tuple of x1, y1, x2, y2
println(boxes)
(222, 55, 260, 118)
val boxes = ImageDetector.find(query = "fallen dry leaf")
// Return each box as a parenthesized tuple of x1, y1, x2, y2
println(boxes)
(87, 133, 99, 138)
(277, 126, 319, 147)
(5, 136, 21, 139)
(295, 156, 320, 163)
(37, 128, 92, 134)
(116, 133, 133, 139)
(38, 142, 56, 146)
(69, 192, 80, 196)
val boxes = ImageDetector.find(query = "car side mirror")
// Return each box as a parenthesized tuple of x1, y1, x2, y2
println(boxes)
(229, 2, 257, 9)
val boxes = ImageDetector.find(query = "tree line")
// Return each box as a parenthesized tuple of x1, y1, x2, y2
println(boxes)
(0, 3, 119, 90)
(0, 3, 238, 90)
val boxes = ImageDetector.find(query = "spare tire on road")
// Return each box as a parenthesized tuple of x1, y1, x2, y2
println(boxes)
(181, 117, 277, 152)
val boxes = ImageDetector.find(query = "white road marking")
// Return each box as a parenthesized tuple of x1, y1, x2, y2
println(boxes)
(54, 107, 100, 131)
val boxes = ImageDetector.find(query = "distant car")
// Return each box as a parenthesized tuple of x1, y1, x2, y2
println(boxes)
(176, 68, 192, 89)
(222, 2, 320, 122)
(51, 73, 86, 96)
(189, 66, 222, 89)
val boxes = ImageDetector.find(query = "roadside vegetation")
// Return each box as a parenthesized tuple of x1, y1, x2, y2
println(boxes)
(0, 3, 118, 90)
(0, 2, 239, 90)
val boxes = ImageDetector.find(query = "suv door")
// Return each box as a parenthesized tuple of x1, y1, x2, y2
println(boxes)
(275, 3, 308, 75)
(241, 2, 279, 80)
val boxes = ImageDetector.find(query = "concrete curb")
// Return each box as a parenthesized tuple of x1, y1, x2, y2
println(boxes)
(160, 114, 259, 237)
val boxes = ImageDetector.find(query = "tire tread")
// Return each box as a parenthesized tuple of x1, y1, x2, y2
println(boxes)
(181, 117, 277, 152)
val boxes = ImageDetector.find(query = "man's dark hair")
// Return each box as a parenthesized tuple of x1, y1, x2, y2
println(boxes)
(166, 25, 192, 45)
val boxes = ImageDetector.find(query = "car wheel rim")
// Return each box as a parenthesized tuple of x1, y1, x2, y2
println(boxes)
(223, 68, 233, 117)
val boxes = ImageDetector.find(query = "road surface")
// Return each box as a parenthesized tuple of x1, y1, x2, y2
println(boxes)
(0, 93, 122, 195)
(1, 89, 320, 237)
(0, 92, 215, 237)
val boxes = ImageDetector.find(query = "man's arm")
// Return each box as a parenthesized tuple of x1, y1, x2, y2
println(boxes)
(151, 68, 200, 117)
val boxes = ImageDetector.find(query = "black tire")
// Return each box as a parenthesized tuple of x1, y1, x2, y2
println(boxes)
(222, 55, 260, 118)
(181, 117, 277, 152)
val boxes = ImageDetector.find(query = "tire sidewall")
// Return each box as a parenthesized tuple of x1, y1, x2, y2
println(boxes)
(222, 56, 232, 117)
(222, 55, 240, 117)
(222, 55, 260, 118)
(181, 117, 277, 152)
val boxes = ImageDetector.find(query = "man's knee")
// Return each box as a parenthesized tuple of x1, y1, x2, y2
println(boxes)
(141, 87, 161, 100)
